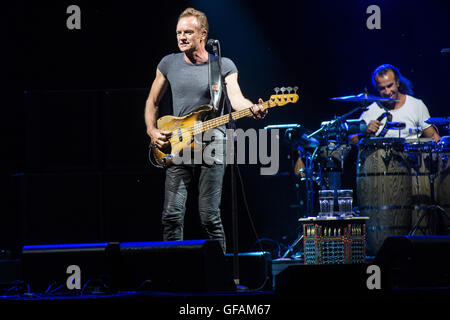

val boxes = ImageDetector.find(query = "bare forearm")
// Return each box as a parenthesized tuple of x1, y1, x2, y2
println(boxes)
(423, 126, 441, 142)
(223, 73, 266, 119)
(224, 73, 255, 111)
(230, 96, 254, 111)
(145, 99, 159, 132)
(145, 69, 168, 134)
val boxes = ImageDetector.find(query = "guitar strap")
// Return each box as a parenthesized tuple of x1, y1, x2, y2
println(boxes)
(208, 54, 223, 113)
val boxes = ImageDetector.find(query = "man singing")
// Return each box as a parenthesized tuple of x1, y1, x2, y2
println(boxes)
(144, 8, 266, 252)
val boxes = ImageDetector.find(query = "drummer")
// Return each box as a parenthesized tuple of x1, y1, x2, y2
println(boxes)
(350, 64, 441, 144)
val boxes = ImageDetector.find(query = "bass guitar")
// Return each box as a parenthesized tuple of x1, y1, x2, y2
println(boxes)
(149, 87, 299, 167)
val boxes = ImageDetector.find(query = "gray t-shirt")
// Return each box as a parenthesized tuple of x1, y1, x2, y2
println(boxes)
(157, 53, 238, 164)
(157, 53, 238, 117)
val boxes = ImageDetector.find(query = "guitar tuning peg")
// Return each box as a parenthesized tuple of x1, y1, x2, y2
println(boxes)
(280, 87, 286, 93)
(293, 86, 299, 94)
(286, 86, 292, 93)
(274, 87, 280, 94)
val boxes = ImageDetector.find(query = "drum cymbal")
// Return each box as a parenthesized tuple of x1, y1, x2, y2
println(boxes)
(291, 132, 321, 148)
(425, 117, 450, 126)
(330, 93, 399, 102)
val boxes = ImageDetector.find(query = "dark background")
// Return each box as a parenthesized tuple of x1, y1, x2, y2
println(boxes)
(2, 0, 450, 256)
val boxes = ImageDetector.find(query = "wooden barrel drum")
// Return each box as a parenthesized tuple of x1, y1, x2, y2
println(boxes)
(437, 136, 450, 235)
(357, 138, 412, 256)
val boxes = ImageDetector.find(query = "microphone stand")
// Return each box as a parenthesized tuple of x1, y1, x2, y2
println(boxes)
(210, 40, 246, 291)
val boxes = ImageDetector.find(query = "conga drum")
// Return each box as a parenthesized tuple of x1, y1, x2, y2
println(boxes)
(437, 136, 450, 235)
(357, 137, 411, 256)
(405, 138, 438, 235)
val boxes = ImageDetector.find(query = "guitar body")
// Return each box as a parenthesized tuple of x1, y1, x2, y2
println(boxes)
(151, 105, 213, 167)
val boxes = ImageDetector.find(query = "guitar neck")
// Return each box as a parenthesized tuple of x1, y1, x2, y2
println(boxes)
(197, 101, 269, 134)
(192, 91, 299, 134)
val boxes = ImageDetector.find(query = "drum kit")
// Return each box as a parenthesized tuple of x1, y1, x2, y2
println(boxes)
(273, 91, 450, 258)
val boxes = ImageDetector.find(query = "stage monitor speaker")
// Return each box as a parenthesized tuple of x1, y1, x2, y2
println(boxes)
(22, 242, 118, 293)
(116, 240, 234, 292)
(375, 235, 450, 288)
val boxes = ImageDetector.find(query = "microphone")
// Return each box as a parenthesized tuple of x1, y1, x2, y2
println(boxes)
(207, 39, 219, 47)
(377, 112, 387, 122)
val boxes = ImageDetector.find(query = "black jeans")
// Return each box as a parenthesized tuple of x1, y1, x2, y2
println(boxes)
(161, 163, 227, 252)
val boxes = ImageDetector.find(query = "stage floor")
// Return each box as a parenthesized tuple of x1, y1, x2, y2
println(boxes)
(1, 257, 449, 306)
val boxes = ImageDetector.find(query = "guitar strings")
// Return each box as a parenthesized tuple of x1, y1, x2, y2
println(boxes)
(168, 106, 257, 143)
(166, 95, 294, 143)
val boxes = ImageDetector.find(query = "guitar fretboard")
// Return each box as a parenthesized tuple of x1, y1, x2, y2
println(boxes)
(192, 101, 270, 135)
